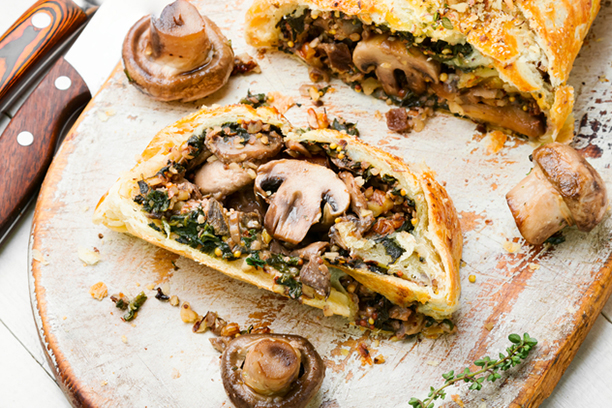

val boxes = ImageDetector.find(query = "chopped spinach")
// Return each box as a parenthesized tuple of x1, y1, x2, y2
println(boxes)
(133, 182, 171, 217)
(382, 237, 405, 263)
(276, 11, 306, 43)
(331, 117, 360, 136)
(396, 219, 415, 234)
(186, 129, 207, 157)
(167, 209, 235, 259)
(246, 252, 266, 269)
(275, 272, 303, 299)
(241, 229, 258, 249)
(266, 253, 301, 273)
(240, 90, 268, 108)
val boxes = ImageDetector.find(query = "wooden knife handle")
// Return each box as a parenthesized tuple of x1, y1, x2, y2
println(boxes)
(0, 56, 90, 239)
(0, 0, 87, 105)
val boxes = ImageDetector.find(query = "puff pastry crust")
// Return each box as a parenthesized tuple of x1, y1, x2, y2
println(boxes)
(245, 0, 600, 142)
(94, 104, 462, 331)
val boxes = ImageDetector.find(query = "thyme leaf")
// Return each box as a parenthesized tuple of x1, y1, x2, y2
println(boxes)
(409, 333, 538, 408)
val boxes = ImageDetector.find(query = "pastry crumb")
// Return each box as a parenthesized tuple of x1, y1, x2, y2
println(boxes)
(101, 380, 108, 386)
(451, 394, 466, 407)
(503, 240, 521, 253)
(121, 335, 127, 344)
(89, 282, 108, 300)
(32, 249, 50, 265)
(426, 360, 439, 367)
(485, 130, 507, 154)
(78, 247, 101, 265)
(484, 322, 494, 331)
(528, 262, 540, 270)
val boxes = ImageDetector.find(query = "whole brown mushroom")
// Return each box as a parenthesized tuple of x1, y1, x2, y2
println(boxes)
(122, 0, 234, 102)
(506, 143, 608, 245)
(221, 333, 325, 408)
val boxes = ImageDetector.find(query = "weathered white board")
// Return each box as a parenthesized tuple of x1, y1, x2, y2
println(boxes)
(29, 0, 612, 407)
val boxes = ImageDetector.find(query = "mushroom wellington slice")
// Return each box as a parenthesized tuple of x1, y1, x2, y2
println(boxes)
(94, 104, 462, 338)
(122, 0, 234, 102)
(244, 0, 601, 142)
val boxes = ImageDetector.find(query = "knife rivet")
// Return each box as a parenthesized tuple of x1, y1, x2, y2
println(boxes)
(55, 76, 72, 91)
(17, 131, 34, 147)
(31, 12, 51, 29)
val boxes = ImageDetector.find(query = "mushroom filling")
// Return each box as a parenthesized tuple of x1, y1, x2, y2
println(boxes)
(276, 9, 546, 139)
(133, 119, 454, 338)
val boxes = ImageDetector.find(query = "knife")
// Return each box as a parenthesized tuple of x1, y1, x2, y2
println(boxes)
(0, 0, 99, 113)
(0, 0, 170, 243)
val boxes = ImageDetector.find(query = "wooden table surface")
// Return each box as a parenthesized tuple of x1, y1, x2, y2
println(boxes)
(1, 1, 612, 407)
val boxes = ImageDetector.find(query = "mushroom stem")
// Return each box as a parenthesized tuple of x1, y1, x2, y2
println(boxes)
(149, 0, 211, 73)
(242, 339, 301, 396)
(506, 166, 573, 245)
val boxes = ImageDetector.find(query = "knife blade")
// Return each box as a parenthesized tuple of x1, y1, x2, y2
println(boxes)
(0, 0, 97, 113)
(0, 0, 170, 244)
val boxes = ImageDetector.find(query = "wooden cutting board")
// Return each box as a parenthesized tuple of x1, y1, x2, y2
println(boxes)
(29, 0, 612, 406)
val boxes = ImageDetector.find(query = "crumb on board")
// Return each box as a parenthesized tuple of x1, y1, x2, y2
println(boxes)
(170, 295, 180, 306)
(451, 394, 466, 407)
(267, 91, 295, 114)
(89, 282, 108, 300)
(146, 283, 155, 290)
(121, 335, 127, 344)
(485, 130, 507, 154)
(426, 360, 440, 367)
(171, 368, 181, 379)
(100, 381, 108, 386)
(528, 262, 540, 270)
(373, 355, 386, 364)
(78, 247, 101, 265)
(484, 322, 494, 331)
(31, 249, 49, 265)
(356, 342, 372, 366)
(503, 240, 521, 253)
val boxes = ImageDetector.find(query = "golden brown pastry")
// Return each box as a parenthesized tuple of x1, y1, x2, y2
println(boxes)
(245, 0, 600, 142)
(93, 104, 462, 337)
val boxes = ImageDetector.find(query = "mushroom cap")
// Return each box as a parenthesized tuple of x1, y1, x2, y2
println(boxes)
(533, 142, 608, 231)
(254, 159, 351, 245)
(221, 333, 325, 408)
(353, 34, 440, 96)
(122, 2, 234, 102)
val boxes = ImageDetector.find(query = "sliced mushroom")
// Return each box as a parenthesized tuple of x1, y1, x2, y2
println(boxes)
(338, 171, 375, 235)
(292, 242, 331, 298)
(204, 198, 230, 236)
(194, 160, 254, 200)
(221, 333, 325, 408)
(506, 143, 608, 245)
(254, 160, 351, 244)
(353, 34, 440, 96)
(122, 0, 234, 102)
(458, 102, 545, 140)
(205, 125, 284, 164)
(318, 42, 352, 73)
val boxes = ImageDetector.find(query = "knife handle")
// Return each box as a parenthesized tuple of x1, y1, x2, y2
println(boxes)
(0, 0, 87, 106)
(0, 56, 90, 239)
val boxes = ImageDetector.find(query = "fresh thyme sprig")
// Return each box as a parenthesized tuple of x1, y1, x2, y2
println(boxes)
(409, 333, 538, 408)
